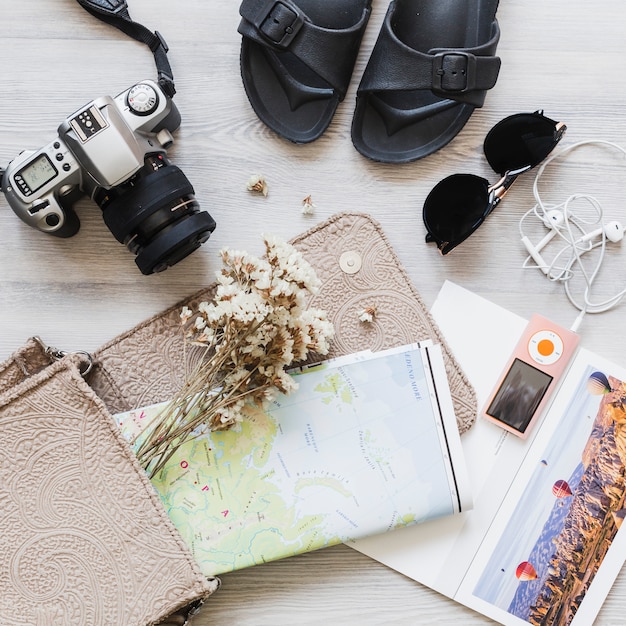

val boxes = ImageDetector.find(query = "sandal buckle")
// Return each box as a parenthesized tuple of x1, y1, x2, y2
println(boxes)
(256, 0, 305, 48)
(432, 52, 476, 93)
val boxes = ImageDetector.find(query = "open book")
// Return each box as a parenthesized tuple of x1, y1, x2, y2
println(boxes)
(114, 340, 472, 577)
(351, 281, 626, 626)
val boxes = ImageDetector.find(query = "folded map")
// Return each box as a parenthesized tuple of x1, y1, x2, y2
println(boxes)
(115, 341, 472, 576)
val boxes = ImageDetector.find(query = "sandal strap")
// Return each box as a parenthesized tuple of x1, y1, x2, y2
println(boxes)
(238, 0, 371, 99)
(358, 3, 501, 108)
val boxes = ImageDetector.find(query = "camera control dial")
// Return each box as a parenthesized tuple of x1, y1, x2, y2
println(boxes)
(127, 83, 159, 116)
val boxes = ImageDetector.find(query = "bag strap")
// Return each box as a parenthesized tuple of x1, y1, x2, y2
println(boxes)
(74, 0, 176, 97)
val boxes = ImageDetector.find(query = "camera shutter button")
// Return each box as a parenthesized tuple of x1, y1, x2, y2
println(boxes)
(156, 129, 174, 148)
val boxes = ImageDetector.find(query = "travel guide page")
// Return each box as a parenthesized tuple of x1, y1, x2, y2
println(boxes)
(458, 355, 626, 625)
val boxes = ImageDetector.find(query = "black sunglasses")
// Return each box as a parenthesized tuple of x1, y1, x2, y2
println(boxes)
(423, 111, 566, 255)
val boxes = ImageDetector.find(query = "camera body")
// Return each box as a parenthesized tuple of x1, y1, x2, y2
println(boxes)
(1, 80, 216, 274)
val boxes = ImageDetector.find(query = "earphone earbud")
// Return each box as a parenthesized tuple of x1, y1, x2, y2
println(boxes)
(521, 210, 564, 274)
(576, 220, 625, 244)
(542, 210, 565, 229)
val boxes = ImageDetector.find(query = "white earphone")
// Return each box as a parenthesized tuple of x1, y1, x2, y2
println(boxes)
(519, 139, 626, 326)
(522, 214, 624, 274)
(520, 210, 565, 274)
(575, 220, 625, 244)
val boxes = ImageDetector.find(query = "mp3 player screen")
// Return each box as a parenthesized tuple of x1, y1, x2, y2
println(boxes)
(485, 358, 553, 434)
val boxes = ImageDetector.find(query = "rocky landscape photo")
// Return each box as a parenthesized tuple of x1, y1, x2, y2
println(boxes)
(474, 369, 626, 625)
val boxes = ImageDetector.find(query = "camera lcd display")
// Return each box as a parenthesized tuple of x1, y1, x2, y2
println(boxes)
(485, 358, 553, 434)
(18, 154, 58, 193)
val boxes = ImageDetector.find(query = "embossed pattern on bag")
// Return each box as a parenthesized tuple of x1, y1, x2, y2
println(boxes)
(0, 356, 215, 626)
(90, 212, 476, 433)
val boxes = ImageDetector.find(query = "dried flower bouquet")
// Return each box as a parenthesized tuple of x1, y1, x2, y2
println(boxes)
(136, 235, 335, 477)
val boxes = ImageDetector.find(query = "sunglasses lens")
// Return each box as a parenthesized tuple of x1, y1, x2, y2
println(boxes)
(484, 112, 561, 174)
(423, 174, 490, 253)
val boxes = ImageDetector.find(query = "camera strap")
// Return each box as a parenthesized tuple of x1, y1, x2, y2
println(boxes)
(74, 0, 176, 97)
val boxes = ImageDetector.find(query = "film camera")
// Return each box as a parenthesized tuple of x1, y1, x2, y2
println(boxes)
(1, 80, 215, 274)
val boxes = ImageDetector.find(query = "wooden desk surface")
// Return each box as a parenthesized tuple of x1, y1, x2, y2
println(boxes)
(2, 1, 626, 623)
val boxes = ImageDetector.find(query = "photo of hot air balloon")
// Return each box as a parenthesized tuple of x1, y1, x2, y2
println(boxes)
(586, 371, 612, 395)
(472, 364, 626, 626)
(551, 480, 572, 498)
(515, 561, 537, 581)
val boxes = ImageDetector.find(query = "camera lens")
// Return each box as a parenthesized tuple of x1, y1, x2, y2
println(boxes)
(96, 154, 216, 274)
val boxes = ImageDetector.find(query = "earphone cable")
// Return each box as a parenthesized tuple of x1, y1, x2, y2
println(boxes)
(520, 139, 626, 325)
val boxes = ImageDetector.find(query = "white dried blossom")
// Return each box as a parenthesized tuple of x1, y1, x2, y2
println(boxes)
(180, 306, 193, 324)
(302, 195, 316, 215)
(358, 306, 377, 323)
(263, 233, 321, 293)
(246, 174, 268, 196)
(136, 234, 335, 477)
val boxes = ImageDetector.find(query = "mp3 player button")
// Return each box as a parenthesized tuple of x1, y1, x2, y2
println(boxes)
(528, 330, 564, 365)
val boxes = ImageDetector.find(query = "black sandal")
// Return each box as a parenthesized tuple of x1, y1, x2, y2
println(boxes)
(238, 0, 372, 143)
(351, 0, 502, 163)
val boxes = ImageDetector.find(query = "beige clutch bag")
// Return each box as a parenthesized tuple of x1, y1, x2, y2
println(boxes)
(88, 211, 477, 434)
(0, 211, 476, 625)
(0, 349, 218, 626)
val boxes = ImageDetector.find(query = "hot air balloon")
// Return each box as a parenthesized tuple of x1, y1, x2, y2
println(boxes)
(587, 372, 612, 395)
(516, 561, 537, 581)
(552, 479, 572, 498)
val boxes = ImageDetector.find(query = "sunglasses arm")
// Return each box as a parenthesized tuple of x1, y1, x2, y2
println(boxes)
(488, 165, 532, 207)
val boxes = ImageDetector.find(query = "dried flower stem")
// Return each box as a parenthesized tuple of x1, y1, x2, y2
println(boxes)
(136, 235, 334, 477)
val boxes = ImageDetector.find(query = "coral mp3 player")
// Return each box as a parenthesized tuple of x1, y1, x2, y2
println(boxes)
(482, 314, 580, 439)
